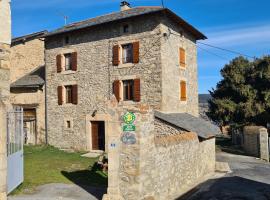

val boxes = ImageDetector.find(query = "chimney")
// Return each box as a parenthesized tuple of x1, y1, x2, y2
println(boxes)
(120, 1, 131, 11)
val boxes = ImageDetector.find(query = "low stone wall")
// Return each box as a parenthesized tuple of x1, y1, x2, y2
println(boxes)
(104, 101, 216, 200)
(142, 134, 215, 199)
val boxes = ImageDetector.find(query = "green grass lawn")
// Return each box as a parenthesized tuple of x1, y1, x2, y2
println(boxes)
(12, 145, 107, 195)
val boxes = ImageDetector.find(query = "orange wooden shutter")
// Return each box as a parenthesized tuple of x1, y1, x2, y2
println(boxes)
(113, 45, 120, 66)
(71, 52, 77, 71)
(56, 55, 62, 73)
(113, 80, 121, 102)
(72, 85, 78, 105)
(134, 79, 141, 102)
(180, 81, 187, 101)
(57, 86, 63, 105)
(133, 42, 140, 64)
(179, 48, 186, 67)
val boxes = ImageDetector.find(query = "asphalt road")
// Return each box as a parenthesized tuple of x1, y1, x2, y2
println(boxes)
(179, 152, 270, 200)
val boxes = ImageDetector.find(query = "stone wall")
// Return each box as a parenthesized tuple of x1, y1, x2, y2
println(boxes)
(160, 19, 199, 116)
(10, 38, 46, 144)
(45, 13, 199, 150)
(104, 102, 216, 200)
(243, 126, 269, 161)
(10, 38, 45, 82)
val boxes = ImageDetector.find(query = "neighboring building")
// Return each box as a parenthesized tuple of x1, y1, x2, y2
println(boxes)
(10, 31, 47, 145)
(199, 93, 211, 121)
(45, 2, 219, 151)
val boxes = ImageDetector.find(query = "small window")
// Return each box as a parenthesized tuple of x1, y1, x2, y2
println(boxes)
(123, 24, 129, 33)
(65, 85, 73, 103)
(123, 80, 134, 101)
(122, 44, 133, 64)
(65, 36, 70, 45)
(64, 53, 72, 71)
(179, 48, 186, 68)
(66, 120, 71, 128)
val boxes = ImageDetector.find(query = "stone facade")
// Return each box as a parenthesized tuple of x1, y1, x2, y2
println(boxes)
(103, 101, 216, 200)
(10, 37, 46, 144)
(45, 11, 201, 150)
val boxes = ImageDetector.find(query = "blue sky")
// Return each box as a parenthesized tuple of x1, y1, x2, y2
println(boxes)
(11, 0, 270, 93)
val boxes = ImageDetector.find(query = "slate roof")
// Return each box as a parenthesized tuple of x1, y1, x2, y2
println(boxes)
(199, 94, 212, 104)
(154, 111, 221, 139)
(11, 66, 45, 89)
(45, 7, 206, 40)
(12, 31, 48, 46)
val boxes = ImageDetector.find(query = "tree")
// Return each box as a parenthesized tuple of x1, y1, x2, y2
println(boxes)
(207, 56, 270, 128)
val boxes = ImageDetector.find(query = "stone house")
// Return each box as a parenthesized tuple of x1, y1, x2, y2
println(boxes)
(10, 31, 47, 144)
(45, 2, 219, 151)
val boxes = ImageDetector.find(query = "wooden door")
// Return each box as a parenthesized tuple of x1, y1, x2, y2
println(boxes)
(91, 122, 99, 150)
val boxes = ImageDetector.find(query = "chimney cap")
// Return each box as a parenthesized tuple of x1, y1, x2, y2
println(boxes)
(121, 1, 130, 7)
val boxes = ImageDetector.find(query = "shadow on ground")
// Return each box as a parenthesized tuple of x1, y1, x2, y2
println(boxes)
(177, 176, 270, 200)
(61, 163, 107, 200)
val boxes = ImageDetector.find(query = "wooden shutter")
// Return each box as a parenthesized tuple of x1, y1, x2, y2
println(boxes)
(133, 42, 139, 64)
(113, 80, 121, 102)
(56, 55, 62, 73)
(57, 86, 63, 105)
(113, 45, 120, 66)
(180, 81, 187, 101)
(179, 48, 186, 67)
(72, 85, 78, 105)
(71, 52, 77, 71)
(133, 79, 141, 102)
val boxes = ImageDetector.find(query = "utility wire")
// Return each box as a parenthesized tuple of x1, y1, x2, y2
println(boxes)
(198, 46, 229, 61)
(161, 0, 165, 8)
(198, 42, 254, 59)
(169, 31, 255, 59)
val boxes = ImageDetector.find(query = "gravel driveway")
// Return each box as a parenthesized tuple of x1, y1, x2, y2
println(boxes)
(179, 152, 270, 200)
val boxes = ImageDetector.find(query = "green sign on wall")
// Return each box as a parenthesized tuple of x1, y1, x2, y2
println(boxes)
(123, 112, 136, 124)
(123, 124, 136, 132)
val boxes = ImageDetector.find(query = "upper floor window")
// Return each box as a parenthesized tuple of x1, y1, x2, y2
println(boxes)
(179, 48, 186, 68)
(64, 36, 70, 45)
(122, 44, 133, 64)
(56, 52, 77, 73)
(180, 80, 187, 101)
(123, 24, 130, 33)
(57, 85, 78, 105)
(112, 42, 139, 66)
(113, 79, 140, 102)
(64, 53, 72, 71)
(65, 85, 73, 103)
(123, 80, 134, 101)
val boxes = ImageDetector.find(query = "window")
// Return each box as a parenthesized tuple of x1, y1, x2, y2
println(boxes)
(64, 36, 70, 45)
(65, 85, 73, 103)
(113, 79, 140, 102)
(122, 44, 133, 64)
(123, 24, 129, 33)
(180, 81, 187, 101)
(64, 54, 72, 71)
(179, 48, 186, 68)
(66, 120, 71, 128)
(123, 80, 134, 101)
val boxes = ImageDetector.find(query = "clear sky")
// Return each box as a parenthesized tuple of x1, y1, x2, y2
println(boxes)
(11, 0, 270, 94)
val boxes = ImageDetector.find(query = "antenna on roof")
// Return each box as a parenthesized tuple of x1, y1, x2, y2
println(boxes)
(161, 0, 165, 8)
(56, 11, 69, 25)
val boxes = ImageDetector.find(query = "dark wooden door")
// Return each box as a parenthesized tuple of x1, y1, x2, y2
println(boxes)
(91, 121, 105, 151)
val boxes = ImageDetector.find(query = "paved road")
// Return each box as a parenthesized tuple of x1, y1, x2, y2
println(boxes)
(179, 152, 270, 200)
(8, 183, 106, 200)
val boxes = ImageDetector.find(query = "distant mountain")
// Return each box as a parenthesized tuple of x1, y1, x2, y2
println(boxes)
(199, 94, 212, 104)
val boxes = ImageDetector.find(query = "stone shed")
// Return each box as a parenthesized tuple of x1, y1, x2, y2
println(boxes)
(103, 100, 220, 200)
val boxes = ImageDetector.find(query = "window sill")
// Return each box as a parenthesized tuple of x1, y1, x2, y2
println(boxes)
(61, 70, 76, 75)
(118, 63, 135, 68)
(119, 100, 137, 105)
(61, 103, 77, 107)
(180, 66, 186, 70)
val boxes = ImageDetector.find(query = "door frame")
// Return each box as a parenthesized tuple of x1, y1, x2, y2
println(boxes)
(85, 114, 110, 152)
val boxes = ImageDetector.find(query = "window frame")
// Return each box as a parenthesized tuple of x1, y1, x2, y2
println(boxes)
(65, 85, 73, 104)
(180, 80, 187, 102)
(121, 43, 133, 64)
(64, 53, 72, 71)
(122, 79, 134, 101)
(179, 47, 186, 69)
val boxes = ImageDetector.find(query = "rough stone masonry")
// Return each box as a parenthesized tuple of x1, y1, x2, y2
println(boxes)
(0, 0, 12, 199)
